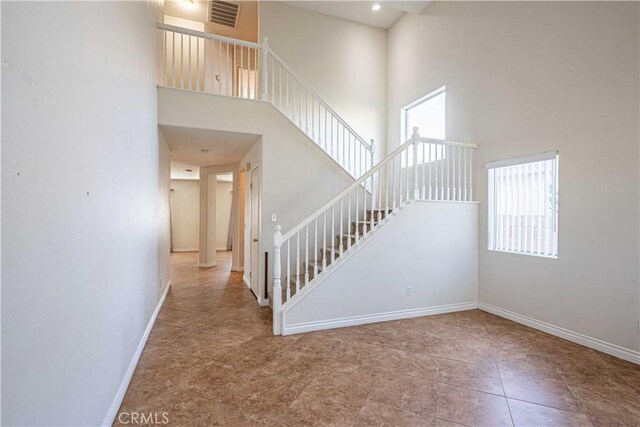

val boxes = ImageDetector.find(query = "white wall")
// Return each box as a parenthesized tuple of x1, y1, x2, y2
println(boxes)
(260, 1, 387, 161)
(216, 180, 233, 250)
(284, 202, 478, 331)
(1, 1, 166, 425)
(170, 179, 200, 252)
(387, 2, 640, 353)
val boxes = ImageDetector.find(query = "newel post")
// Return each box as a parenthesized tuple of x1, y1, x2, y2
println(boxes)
(260, 36, 269, 102)
(272, 224, 283, 335)
(412, 127, 420, 199)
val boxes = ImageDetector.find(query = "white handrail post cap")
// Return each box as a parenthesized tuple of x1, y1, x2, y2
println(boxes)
(274, 224, 282, 247)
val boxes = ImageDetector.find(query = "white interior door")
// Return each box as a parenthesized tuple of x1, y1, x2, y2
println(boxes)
(250, 167, 260, 298)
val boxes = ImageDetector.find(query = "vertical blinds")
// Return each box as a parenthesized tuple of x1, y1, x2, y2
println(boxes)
(487, 152, 559, 258)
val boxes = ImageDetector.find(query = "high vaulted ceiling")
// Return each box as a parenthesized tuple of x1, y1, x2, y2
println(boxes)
(284, 1, 432, 29)
(166, 1, 432, 31)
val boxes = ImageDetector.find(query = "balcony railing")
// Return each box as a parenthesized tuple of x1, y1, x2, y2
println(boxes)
(157, 23, 374, 179)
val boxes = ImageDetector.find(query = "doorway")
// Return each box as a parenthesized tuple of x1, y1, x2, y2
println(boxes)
(249, 166, 261, 299)
(215, 173, 234, 253)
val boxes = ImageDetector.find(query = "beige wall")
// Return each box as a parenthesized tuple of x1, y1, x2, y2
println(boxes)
(170, 179, 200, 251)
(2, 1, 166, 424)
(260, 1, 387, 162)
(216, 180, 233, 250)
(387, 1, 640, 353)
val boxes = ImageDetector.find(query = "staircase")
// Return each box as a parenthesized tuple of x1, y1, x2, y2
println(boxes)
(155, 23, 478, 335)
(283, 208, 391, 301)
(272, 130, 477, 334)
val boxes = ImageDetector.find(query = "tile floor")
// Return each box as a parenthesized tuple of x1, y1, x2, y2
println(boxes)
(116, 252, 639, 426)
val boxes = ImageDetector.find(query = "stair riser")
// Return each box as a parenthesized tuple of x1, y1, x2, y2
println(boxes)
(351, 222, 374, 235)
(366, 210, 390, 221)
(337, 235, 357, 247)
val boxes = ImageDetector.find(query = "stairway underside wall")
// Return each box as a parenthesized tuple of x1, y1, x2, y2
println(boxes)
(283, 201, 479, 334)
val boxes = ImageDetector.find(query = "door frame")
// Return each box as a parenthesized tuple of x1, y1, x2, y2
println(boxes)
(248, 165, 267, 306)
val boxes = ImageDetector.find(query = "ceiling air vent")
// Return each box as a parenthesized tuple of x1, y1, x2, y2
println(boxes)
(209, 1, 240, 28)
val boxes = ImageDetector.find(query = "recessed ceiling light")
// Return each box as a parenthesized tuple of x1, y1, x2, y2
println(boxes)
(371, 3, 381, 12)
(182, 0, 195, 10)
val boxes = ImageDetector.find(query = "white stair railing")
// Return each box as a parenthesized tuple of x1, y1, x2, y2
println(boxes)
(272, 128, 477, 334)
(157, 23, 374, 179)
(263, 48, 374, 178)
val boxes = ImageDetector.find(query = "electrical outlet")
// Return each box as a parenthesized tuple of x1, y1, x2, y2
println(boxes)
(406, 286, 412, 296)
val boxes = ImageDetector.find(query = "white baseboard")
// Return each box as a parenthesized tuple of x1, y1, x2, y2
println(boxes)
(231, 265, 244, 272)
(283, 301, 478, 336)
(478, 302, 640, 365)
(198, 262, 216, 268)
(257, 295, 270, 307)
(102, 281, 172, 426)
(171, 248, 198, 253)
(243, 276, 250, 288)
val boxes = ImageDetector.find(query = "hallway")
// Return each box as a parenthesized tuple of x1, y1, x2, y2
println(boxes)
(116, 252, 639, 427)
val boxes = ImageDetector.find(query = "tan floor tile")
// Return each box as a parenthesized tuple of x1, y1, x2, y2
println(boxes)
(116, 252, 638, 427)
(368, 373, 438, 415)
(289, 332, 344, 357)
(260, 349, 329, 383)
(496, 353, 562, 379)
(561, 373, 640, 422)
(438, 357, 504, 395)
(309, 360, 378, 397)
(434, 418, 467, 426)
(156, 307, 209, 328)
(287, 384, 368, 427)
(332, 341, 439, 380)
(584, 407, 640, 427)
(117, 374, 167, 413)
(501, 369, 583, 412)
(353, 400, 435, 427)
(508, 399, 593, 427)
(221, 372, 308, 424)
(436, 383, 513, 426)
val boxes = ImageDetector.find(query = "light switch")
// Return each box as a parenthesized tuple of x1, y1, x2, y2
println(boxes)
(272, 213, 277, 222)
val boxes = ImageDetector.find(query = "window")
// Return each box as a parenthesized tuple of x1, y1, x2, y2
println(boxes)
(401, 87, 446, 166)
(487, 152, 559, 258)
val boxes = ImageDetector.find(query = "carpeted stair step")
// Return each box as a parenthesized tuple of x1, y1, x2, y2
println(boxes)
(351, 220, 377, 235)
(336, 234, 357, 248)
(366, 209, 391, 221)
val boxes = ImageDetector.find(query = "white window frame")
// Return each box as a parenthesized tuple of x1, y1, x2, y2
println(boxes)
(401, 86, 446, 143)
(487, 151, 559, 259)
(400, 86, 446, 168)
